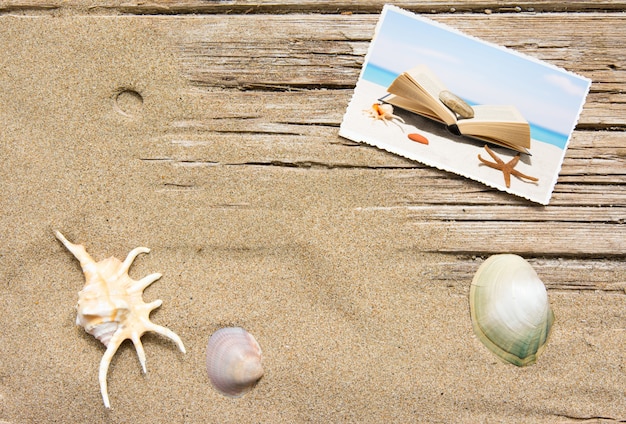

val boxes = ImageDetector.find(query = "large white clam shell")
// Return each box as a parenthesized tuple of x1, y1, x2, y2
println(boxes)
(206, 327, 264, 397)
(470, 254, 554, 366)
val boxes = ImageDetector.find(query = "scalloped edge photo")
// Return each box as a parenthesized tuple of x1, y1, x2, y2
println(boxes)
(339, 5, 591, 205)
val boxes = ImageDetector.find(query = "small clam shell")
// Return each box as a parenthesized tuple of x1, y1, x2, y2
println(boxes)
(470, 254, 554, 366)
(206, 327, 264, 397)
(439, 90, 474, 119)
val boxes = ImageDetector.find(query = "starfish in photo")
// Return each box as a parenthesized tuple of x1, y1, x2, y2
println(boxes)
(477, 145, 538, 188)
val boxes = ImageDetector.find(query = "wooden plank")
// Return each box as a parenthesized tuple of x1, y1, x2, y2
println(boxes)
(169, 87, 625, 137)
(0, 1, 57, 11)
(154, 87, 626, 198)
(146, 131, 626, 206)
(23, 1, 626, 14)
(407, 221, 625, 256)
(170, 14, 626, 129)
(154, 128, 626, 181)
(400, 205, 623, 224)
(426, 257, 626, 292)
(139, 153, 626, 255)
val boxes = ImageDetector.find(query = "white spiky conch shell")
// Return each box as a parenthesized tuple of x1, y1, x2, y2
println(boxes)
(55, 231, 186, 408)
(470, 254, 554, 366)
(205, 327, 264, 397)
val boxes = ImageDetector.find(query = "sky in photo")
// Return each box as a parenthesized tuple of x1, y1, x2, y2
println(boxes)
(363, 8, 590, 144)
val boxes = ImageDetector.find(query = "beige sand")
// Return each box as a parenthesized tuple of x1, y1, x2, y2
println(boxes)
(1, 15, 623, 424)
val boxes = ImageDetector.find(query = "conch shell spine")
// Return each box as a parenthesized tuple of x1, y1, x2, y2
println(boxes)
(55, 231, 186, 408)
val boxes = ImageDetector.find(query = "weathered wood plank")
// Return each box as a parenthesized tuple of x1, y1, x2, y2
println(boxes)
(139, 152, 625, 254)
(169, 86, 625, 137)
(0, 1, 57, 11)
(148, 133, 626, 206)
(151, 134, 626, 201)
(155, 87, 626, 197)
(409, 221, 624, 256)
(427, 257, 626, 292)
(400, 205, 623, 224)
(170, 14, 626, 129)
(123, 1, 626, 14)
(8, 1, 624, 14)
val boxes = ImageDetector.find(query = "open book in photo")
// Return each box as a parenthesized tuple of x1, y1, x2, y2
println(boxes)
(383, 65, 531, 153)
(339, 5, 591, 204)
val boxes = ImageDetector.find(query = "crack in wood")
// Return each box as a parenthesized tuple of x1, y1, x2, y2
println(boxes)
(552, 413, 626, 422)
(163, 182, 194, 188)
(229, 160, 418, 170)
(424, 250, 626, 260)
(53, 3, 626, 16)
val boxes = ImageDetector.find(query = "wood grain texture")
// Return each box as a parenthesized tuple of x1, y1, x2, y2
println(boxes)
(4, 1, 626, 14)
(171, 14, 626, 127)
(152, 11, 624, 273)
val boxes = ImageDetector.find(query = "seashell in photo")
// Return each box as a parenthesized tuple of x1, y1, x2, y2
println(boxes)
(363, 102, 405, 127)
(55, 231, 186, 408)
(470, 254, 554, 366)
(206, 327, 264, 397)
(408, 133, 429, 145)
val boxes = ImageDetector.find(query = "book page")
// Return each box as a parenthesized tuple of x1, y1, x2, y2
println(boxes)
(383, 94, 445, 123)
(387, 66, 456, 125)
(466, 105, 526, 123)
(456, 105, 530, 149)
(405, 65, 448, 99)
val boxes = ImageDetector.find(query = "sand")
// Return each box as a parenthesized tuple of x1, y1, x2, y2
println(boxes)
(1, 14, 623, 424)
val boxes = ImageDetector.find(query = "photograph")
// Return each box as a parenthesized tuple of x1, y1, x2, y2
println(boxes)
(340, 5, 591, 204)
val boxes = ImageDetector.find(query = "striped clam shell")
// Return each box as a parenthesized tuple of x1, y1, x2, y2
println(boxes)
(206, 327, 264, 397)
